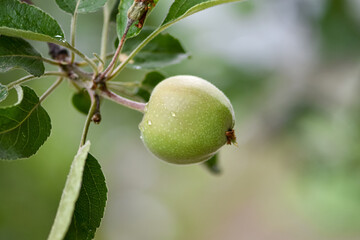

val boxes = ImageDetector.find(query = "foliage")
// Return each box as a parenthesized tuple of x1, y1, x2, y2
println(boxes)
(120, 28, 189, 70)
(0, 86, 51, 160)
(0, 0, 244, 239)
(0, 0, 65, 43)
(0, 36, 45, 76)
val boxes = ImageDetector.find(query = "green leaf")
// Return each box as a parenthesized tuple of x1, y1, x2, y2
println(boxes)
(203, 154, 221, 174)
(162, 0, 244, 27)
(48, 145, 107, 240)
(0, 86, 51, 160)
(0, 0, 65, 43)
(0, 36, 45, 77)
(122, 29, 189, 69)
(72, 90, 91, 115)
(114, 0, 243, 74)
(64, 153, 108, 240)
(116, 0, 158, 39)
(55, 0, 108, 14)
(0, 84, 8, 102)
(135, 71, 165, 101)
(48, 141, 91, 240)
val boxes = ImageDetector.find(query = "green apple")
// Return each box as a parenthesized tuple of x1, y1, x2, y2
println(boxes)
(139, 75, 236, 164)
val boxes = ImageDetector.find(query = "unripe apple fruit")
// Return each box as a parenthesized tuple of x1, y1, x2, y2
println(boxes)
(139, 75, 236, 164)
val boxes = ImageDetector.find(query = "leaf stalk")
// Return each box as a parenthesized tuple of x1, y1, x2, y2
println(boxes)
(7, 72, 66, 90)
(107, 26, 163, 81)
(99, 19, 134, 81)
(99, 4, 111, 71)
(70, 0, 82, 63)
(80, 91, 98, 147)
(39, 77, 64, 102)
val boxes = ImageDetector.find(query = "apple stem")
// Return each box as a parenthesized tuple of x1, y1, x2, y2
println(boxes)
(100, 89, 146, 113)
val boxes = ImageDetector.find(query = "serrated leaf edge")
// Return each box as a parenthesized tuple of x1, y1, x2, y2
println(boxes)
(47, 141, 91, 240)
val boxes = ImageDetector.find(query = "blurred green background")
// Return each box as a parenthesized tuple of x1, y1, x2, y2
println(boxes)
(2, 0, 360, 239)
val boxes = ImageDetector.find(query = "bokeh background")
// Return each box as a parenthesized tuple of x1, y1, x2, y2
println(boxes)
(1, 0, 360, 239)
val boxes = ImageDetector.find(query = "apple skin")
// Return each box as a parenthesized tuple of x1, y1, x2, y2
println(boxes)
(139, 75, 235, 164)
